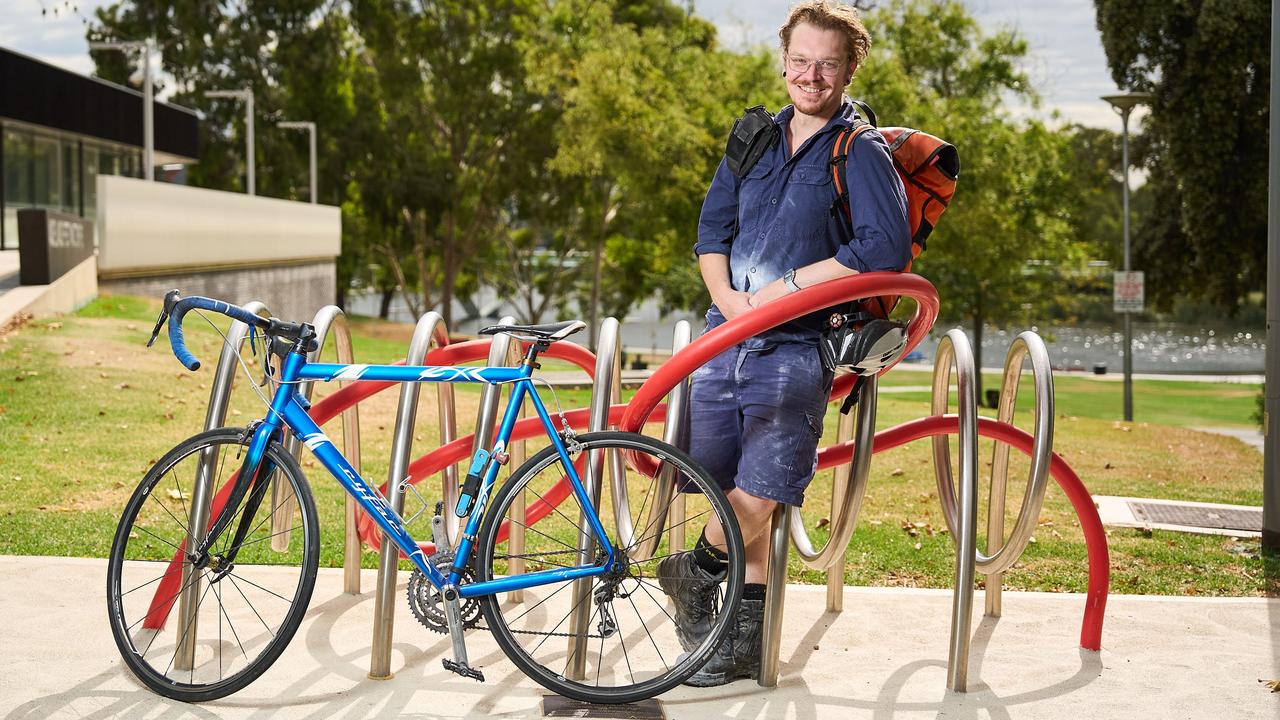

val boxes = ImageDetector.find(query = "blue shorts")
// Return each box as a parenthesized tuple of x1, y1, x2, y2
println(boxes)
(686, 338, 834, 507)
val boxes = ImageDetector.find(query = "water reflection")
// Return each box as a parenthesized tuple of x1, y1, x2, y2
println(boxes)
(348, 295, 1265, 374)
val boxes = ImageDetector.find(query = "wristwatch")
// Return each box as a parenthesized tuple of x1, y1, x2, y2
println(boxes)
(782, 268, 802, 293)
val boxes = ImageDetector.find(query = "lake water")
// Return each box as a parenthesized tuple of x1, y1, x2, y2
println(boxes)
(348, 293, 1266, 375)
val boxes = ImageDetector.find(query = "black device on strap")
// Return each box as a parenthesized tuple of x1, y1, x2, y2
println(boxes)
(725, 105, 780, 177)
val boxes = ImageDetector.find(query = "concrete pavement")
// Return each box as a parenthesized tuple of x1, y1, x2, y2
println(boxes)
(1, 555, 1276, 719)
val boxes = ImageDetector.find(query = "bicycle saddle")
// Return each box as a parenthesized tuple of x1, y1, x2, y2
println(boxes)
(478, 320, 586, 342)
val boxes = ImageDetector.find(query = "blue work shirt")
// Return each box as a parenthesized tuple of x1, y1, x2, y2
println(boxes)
(695, 98, 910, 342)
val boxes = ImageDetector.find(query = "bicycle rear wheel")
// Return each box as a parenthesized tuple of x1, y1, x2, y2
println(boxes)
(476, 431, 744, 704)
(106, 427, 319, 702)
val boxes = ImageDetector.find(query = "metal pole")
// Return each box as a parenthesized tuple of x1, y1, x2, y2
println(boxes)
(662, 321, 693, 554)
(142, 38, 154, 181)
(825, 408, 857, 612)
(308, 124, 316, 203)
(943, 329, 979, 693)
(370, 312, 447, 679)
(173, 301, 270, 670)
(758, 505, 791, 687)
(1121, 108, 1134, 422)
(1265, 0, 1280, 551)
(87, 39, 155, 181)
(566, 317, 620, 680)
(246, 93, 255, 196)
(278, 121, 317, 203)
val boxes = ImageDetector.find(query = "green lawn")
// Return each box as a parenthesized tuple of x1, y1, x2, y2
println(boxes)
(0, 295, 1272, 597)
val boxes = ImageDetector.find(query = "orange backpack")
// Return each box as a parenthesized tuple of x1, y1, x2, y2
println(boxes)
(831, 101, 959, 317)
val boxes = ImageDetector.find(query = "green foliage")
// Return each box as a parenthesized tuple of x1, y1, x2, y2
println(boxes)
(1095, 0, 1270, 311)
(84, 0, 1126, 340)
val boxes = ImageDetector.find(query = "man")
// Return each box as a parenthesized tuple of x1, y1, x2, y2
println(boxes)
(658, 1, 910, 687)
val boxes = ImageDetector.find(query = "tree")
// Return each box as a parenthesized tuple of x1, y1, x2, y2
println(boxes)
(522, 0, 760, 346)
(862, 0, 1082, 393)
(351, 0, 547, 329)
(1095, 0, 1270, 311)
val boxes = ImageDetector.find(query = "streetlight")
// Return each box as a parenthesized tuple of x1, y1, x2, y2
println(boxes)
(1102, 90, 1152, 422)
(205, 88, 255, 195)
(89, 38, 156, 181)
(277, 121, 317, 203)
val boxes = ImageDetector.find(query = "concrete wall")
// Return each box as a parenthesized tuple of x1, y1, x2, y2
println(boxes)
(100, 261, 335, 324)
(0, 255, 98, 328)
(95, 176, 341, 321)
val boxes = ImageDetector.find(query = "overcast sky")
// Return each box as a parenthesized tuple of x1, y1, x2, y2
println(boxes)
(2, 0, 1129, 128)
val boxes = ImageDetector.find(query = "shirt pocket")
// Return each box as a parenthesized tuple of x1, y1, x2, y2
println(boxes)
(739, 162, 774, 230)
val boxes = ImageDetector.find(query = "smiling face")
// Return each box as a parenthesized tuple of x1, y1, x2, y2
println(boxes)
(783, 22, 854, 121)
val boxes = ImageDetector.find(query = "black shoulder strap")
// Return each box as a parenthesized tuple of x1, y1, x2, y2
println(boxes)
(724, 105, 780, 177)
(850, 98, 878, 128)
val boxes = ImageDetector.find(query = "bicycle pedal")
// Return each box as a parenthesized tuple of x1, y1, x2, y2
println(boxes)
(442, 658, 485, 682)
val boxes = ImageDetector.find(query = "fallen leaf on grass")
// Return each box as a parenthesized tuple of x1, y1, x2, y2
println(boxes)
(45, 322, 62, 330)
(166, 488, 187, 501)
(114, 382, 130, 390)
(815, 517, 830, 529)
(890, 468, 904, 476)
(913, 543, 922, 551)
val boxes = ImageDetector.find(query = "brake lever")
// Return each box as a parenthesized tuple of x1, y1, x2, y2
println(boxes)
(145, 310, 167, 348)
(146, 289, 182, 348)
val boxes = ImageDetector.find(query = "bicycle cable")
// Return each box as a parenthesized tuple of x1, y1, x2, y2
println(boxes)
(192, 309, 306, 424)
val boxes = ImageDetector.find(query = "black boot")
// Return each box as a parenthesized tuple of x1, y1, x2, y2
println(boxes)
(683, 598, 764, 687)
(656, 551, 724, 652)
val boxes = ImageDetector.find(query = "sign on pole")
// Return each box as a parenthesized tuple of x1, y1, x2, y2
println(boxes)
(1113, 271, 1145, 313)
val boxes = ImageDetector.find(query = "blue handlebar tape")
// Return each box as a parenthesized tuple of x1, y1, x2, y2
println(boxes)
(167, 296, 266, 371)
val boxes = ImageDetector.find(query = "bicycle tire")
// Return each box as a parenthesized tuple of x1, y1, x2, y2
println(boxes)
(476, 431, 744, 704)
(106, 427, 319, 702)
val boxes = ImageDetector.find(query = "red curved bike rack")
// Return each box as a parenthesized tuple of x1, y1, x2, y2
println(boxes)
(816, 415, 1109, 651)
(144, 273, 1107, 654)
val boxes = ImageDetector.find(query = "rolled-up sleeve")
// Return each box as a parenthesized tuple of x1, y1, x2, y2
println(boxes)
(833, 130, 911, 272)
(695, 158, 740, 256)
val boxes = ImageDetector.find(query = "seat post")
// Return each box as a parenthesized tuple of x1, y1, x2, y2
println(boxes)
(522, 340, 549, 366)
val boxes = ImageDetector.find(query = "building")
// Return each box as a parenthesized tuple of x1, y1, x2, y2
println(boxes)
(0, 47, 198, 250)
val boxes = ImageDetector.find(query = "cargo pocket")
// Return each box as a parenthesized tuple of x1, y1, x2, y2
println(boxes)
(783, 409, 825, 482)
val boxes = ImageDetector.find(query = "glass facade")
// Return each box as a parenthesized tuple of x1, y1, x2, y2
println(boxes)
(1, 119, 144, 250)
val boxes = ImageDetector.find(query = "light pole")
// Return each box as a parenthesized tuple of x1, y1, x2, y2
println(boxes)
(277, 121, 317, 203)
(1263, 0, 1278, 551)
(1102, 91, 1152, 422)
(89, 38, 156, 181)
(205, 88, 255, 195)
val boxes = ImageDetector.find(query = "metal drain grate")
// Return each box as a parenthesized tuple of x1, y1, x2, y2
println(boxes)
(543, 696, 664, 719)
(1128, 502, 1262, 532)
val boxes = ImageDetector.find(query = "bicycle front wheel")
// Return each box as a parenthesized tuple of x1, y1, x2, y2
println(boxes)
(105, 427, 319, 702)
(476, 431, 745, 704)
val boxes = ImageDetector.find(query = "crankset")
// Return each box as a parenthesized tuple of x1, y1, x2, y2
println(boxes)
(406, 552, 482, 634)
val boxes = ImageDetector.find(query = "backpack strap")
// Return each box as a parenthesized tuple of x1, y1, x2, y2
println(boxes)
(829, 120, 875, 227)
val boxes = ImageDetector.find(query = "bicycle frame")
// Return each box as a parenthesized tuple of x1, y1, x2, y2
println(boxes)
(232, 347, 616, 600)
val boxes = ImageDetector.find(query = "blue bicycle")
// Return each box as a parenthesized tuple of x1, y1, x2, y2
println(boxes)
(106, 292, 744, 704)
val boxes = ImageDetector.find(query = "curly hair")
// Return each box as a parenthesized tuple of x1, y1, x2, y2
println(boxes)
(778, 1, 871, 70)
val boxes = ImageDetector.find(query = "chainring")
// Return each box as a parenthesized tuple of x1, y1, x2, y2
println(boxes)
(406, 553, 481, 634)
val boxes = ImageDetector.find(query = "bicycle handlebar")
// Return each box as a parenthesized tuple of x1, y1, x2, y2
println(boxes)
(155, 291, 269, 371)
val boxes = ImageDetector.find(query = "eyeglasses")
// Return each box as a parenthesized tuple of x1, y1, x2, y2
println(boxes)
(785, 54, 843, 77)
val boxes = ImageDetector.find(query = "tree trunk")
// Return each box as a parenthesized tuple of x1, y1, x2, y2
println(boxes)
(973, 310, 985, 405)
(588, 232, 604, 350)
(378, 289, 394, 319)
